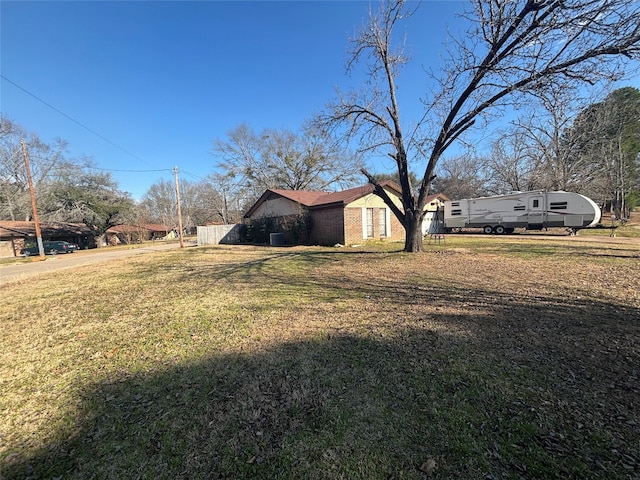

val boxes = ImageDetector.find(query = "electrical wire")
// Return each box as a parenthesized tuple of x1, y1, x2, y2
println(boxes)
(2, 76, 218, 193)
(1, 74, 160, 168)
(84, 166, 173, 173)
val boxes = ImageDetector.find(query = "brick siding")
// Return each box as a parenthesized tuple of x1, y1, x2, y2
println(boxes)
(310, 206, 345, 246)
(387, 211, 406, 242)
(343, 207, 405, 245)
(280, 205, 406, 246)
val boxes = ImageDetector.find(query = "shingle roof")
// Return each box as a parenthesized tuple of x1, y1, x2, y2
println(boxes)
(244, 181, 405, 218)
(107, 224, 171, 234)
(309, 181, 407, 207)
(424, 193, 450, 203)
(0, 221, 94, 238)
(144, 224, 171, 232)
(268, 189, 331, 206)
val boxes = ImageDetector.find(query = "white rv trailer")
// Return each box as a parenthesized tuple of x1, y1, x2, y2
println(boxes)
(442, 190, 601, 234)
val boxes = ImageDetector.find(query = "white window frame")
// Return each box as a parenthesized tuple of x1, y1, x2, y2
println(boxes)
(379, 208, 391, 237)
(362, 208, 375, 238)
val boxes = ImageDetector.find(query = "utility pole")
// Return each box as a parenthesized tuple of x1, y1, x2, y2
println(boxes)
(21, 139, 44, 257)
(174, 166, 185, 248)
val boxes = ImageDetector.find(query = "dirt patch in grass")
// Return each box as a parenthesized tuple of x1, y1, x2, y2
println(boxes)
(1, 240, 639, 479)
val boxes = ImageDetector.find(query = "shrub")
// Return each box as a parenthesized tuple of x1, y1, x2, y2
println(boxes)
(244, 213, 312, 245)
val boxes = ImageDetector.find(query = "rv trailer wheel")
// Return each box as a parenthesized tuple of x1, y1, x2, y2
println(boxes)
(483, 225, 493, 234)
(494, 225, 505, 235)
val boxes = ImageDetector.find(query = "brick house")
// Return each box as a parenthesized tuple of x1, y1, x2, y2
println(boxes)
(0, 221, 96, 257)
(244, 182, 448, 246)
(105, 224, 173, 245)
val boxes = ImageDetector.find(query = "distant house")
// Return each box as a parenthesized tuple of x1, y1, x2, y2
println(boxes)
(244, 182, 448, 246)
(0, 221, 96, 257)
(105, 224, 172, 245)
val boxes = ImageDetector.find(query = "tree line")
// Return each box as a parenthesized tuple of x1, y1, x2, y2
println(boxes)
(2, 85, 638, 241)
(433, 87, 640, 220)
(317, 0, 640, 251)
(0, 116, 360, 238)
(0, 116, 218, 237)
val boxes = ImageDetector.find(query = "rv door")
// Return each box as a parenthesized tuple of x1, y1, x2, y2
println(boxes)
(528, 196, 544, 225)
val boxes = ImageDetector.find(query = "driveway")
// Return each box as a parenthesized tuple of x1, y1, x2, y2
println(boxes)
(0, 241, 196, 286)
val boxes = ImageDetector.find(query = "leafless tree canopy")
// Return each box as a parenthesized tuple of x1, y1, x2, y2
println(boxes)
(212, 123, 363, 201)
(482, 86, 640, 218)
(321, 0, 640, 251)
(432, 154, 489, 200)
(0, 115, 68, 221)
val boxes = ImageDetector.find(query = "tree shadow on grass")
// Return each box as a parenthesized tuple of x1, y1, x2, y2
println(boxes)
(3, 250, 639, 479)
(150, 246, 403, 285)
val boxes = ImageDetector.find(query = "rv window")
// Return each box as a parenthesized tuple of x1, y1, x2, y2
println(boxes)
(451, 202, 460, 207)
(514, 205, 525, 211)
(550, 202, 568, 210)
(451, 209, 462, 216)
(533, 199, 539, 208)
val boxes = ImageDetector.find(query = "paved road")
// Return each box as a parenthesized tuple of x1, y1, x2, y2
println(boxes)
(0, 241, 196, 286)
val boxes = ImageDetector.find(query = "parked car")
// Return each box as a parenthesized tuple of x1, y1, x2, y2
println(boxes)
(22, 241, 79, 256)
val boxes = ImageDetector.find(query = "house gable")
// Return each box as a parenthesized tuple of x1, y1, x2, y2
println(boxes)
(249, 193, 309, 219)
(345, 191, 403, 209)
(244, 190, 328, 219)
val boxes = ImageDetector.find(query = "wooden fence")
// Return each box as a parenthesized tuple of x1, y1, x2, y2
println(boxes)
(196, 224, 242, 245)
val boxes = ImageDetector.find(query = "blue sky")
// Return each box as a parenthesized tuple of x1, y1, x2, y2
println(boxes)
(3, 1, 636, 200)
(1, 0, 467, 199)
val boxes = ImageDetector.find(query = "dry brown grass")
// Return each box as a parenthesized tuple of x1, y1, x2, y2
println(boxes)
(1, 238, 639, 479)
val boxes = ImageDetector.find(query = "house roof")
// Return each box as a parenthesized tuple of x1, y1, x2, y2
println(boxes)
(267, 189, 331, 206)
(244, 181, 404, 218)
(144, 223, 171, 232)
(107, 224, 171, 234)
(244, 181, 450, 219)
(0, 221, 94, 239)
(424, 193, 450, 203)
(311, 181, 406, 208)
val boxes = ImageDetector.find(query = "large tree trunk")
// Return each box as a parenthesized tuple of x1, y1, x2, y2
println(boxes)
(403, 211, 424, 252)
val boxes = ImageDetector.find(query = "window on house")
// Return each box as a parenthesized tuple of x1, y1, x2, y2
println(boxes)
(379, 208, 387, 237)
(366, 208, 374, 238)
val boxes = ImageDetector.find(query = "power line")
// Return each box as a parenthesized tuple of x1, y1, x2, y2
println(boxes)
(181, 169, 208, 181)
(84, 165, 173, 173)
(1, 74, 153, 167)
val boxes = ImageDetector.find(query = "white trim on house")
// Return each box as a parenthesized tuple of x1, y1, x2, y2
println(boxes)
(362, 207, 375, 239)
(385, 207, 391, 237)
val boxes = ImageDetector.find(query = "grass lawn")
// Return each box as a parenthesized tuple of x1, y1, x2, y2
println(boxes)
(1, 237, 639, 479)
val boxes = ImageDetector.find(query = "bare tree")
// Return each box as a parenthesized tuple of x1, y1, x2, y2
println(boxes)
(322, 0, 640, 252)
(139, 179, 177, 232)
(200, 173, 244, 224)
(212, 123, 362, 199)
(432, 154, 488, 200)
(0, 116, 67, 220)
(485, 89, 588, 194)
(485, 128, 541, 194)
